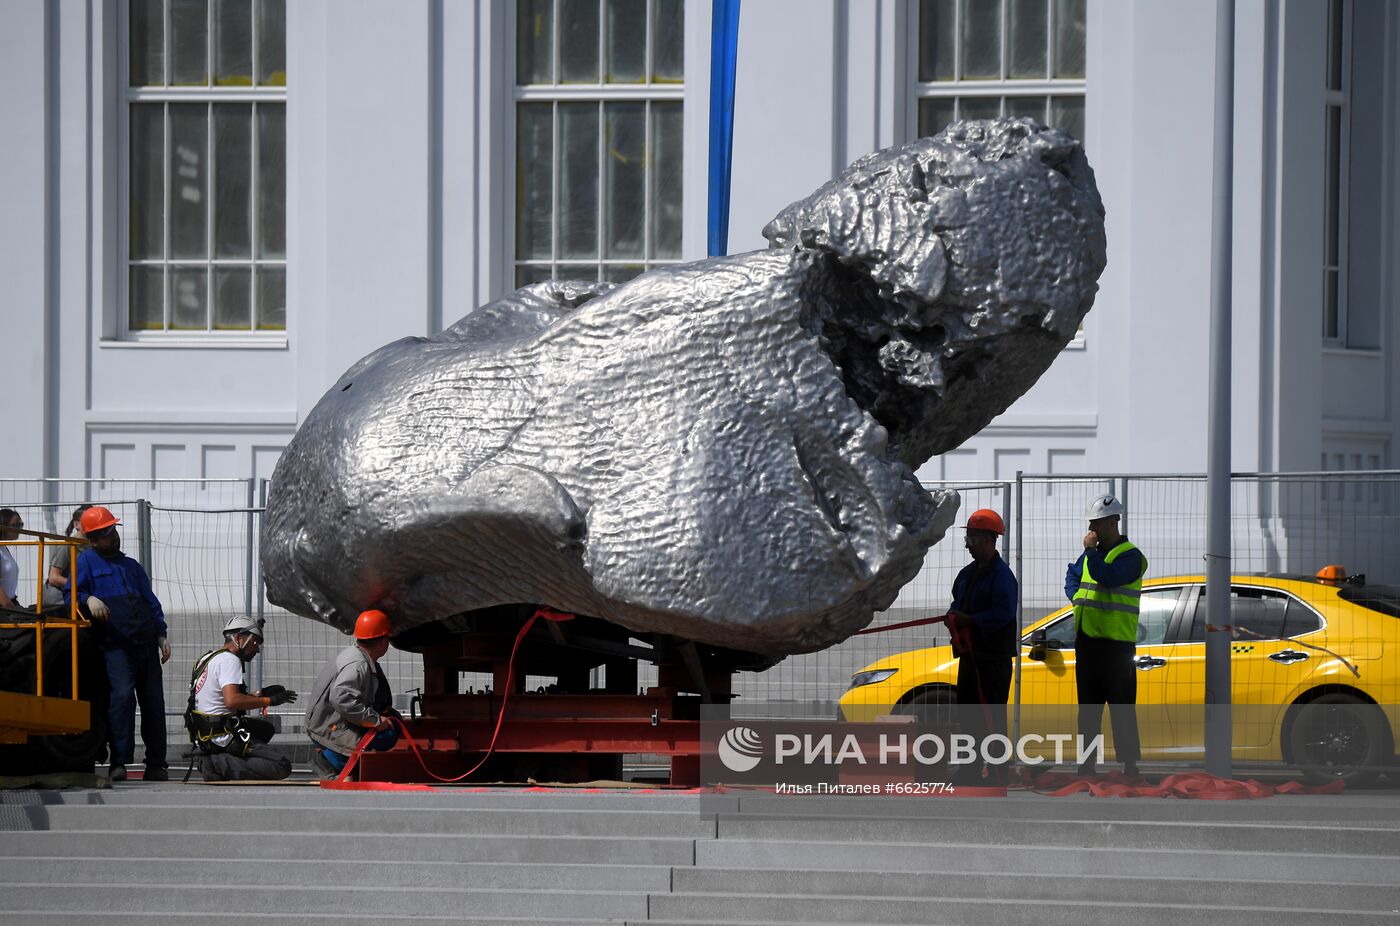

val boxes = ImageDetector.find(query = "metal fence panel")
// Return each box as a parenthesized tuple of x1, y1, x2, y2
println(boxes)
(3, 472, 1396, 774)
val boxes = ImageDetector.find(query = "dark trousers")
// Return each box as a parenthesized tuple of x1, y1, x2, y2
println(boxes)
(104, 645, 167, 767)
(198, 717, 289, 781)
(1074, 633, 1140, 765)
(201, 743, 292, 781)
(955, 654, 1012, 775)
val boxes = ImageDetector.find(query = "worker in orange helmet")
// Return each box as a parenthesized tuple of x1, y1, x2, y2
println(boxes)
(66, 504, 172, 782)
(304, 608, 401, 778)
(946, 508, 1018, 787)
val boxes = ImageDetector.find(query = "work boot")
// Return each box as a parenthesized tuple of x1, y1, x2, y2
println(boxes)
(310, 749, 340, 780)
(107, 763, 127, 782)
(144, 765, 169, 782)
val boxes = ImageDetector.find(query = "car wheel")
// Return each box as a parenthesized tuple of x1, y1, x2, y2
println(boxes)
(895, 688, 956, 728)
(1286, 693, 1388, 787)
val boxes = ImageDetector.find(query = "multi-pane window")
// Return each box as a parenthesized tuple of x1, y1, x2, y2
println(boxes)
(513, 0, 684, 288)
(913, 0, 1086, 141)
(124, 0, 287, 335)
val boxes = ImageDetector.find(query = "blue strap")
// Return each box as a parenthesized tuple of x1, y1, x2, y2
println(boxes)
(707, 0, 741, 257)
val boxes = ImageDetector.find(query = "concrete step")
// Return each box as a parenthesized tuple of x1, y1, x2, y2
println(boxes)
(0, 884, 651, 920)
(0, 857, 672, 892)
(713, 813, 1400, 855)
(694, 838, 1399, 883)
(671, 867, 1400, 911)
(0, 913, 641, 918)
(0, 830, 696, 865)
(730, 793, 1400, 825)
(47, 785, 740, 814)
(35, 803, 717, 838)
(648, 892, 1400, 925)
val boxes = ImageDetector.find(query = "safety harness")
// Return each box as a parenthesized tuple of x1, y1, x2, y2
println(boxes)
(184, 649, 259, 759)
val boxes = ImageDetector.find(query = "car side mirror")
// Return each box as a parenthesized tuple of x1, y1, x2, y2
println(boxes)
(1024, 629, 1048, 662)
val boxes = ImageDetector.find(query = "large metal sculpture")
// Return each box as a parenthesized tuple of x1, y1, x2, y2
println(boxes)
(262, 119, 1106, 658)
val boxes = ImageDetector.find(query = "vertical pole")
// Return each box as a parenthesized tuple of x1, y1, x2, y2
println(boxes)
(138, 499, 152, 579)
(1120, 476, 1130, 537)
(1205, 0, 1236, 779)
(252, 479, 267, 694)
(243, 478, 255, 618)
(707, 0, 741, 257)
(1012, 473, 1023, 744)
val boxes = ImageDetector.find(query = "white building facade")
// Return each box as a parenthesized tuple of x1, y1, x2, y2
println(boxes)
(3, 0, 1398, 489)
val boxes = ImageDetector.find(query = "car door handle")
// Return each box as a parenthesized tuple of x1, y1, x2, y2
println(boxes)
(1267, 650, 1309, 665)
(1134, 656, 1167, 670)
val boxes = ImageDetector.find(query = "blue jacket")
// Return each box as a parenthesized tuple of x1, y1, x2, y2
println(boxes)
(1064, 536, 1146, 601)
(950, 553, 1019, 657)
(66, 549, 167, 650)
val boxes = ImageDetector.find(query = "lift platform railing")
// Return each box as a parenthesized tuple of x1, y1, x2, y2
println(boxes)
(0, 527, 90, 705)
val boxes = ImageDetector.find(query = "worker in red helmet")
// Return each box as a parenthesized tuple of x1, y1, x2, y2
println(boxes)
(64, 504, 172, 782)
(946, 508, 1018, 787)
(304, 608, 401, 778)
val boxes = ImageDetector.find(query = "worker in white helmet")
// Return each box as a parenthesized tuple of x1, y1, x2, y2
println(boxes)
(1064, 494, 1148, 778)
(184, 615, 297, 781)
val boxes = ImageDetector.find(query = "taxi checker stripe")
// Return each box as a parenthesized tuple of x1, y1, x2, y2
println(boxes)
(1077, 581, 1142, 598)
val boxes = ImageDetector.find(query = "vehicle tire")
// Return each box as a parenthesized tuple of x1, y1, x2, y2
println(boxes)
(1286, 693, 1389, 787)
(0, 627, 110, 774)
(895, 687, 957, 729)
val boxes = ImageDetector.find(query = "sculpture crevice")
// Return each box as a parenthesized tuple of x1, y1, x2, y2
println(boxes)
(262, 118, 1106, 658)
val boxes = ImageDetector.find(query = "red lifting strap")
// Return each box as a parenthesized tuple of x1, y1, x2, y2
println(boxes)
(321, 606, 576, 789)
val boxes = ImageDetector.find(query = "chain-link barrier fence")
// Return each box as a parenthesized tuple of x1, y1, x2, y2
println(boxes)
(3, 473, 1397, 778)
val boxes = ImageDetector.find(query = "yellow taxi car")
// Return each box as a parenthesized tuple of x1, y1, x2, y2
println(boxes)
(839, 571, 1399, 783)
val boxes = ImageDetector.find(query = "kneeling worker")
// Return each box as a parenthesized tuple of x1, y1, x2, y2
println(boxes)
(187, 615, 297, 780)
(305, 609, 400, 779)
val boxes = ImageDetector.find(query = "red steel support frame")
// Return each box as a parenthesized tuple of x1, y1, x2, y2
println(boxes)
(355, 630, 729, 785)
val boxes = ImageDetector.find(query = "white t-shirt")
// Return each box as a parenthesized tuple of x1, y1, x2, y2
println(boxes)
(0, 547, 17, 602)
(193, 650, 245, 747)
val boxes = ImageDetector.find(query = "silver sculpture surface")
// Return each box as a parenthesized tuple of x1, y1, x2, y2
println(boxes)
(262, 119, 1106, 657)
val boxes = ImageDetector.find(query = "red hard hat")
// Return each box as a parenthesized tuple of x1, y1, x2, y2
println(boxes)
(354, 609, 392, 640)
(964, 508, 1006, 535)
(80, 506, 120, 534)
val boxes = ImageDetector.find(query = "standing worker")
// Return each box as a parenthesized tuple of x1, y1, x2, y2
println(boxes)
(946, 508, 1018, 786)
(66, 505, 171, 781)
(186, 615, 297, 781)
(1065, 493, 1147, 777)
(0, 509, 23, 610)
(305, 609, 400, 779)
(43, 504, 92, 608)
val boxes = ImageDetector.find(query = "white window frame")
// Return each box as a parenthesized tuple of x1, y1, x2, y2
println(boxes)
(1322, 0, 1352, 347)
(907, 0, 1087, 348)
(116, 0, 288, 346)
(508, 0, 685, 288)
(906, 0, 1087, 140)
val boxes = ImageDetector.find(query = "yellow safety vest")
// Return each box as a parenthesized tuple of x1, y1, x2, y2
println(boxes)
(1073, 541, 1147, 642)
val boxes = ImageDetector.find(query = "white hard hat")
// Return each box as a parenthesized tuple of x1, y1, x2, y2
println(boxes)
(1086, 494, 1125, 520)
(222, 615, 264, 640)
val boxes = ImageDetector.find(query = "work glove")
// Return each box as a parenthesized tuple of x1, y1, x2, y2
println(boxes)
(158, 637, 171, 664)
(86, 596, 110, 621)
(261, 685, 297, 707)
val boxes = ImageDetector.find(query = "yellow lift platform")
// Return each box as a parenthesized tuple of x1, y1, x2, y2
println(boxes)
(0, 528, 93, 743)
